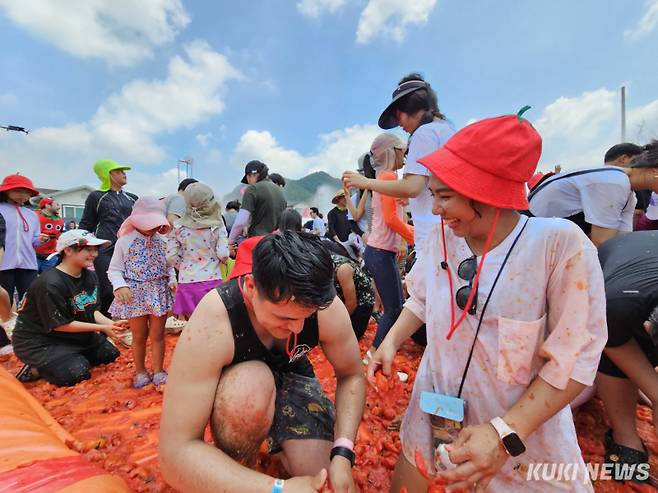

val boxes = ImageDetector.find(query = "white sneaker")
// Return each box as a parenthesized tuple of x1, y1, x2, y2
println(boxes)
(0, 344, 14, 356)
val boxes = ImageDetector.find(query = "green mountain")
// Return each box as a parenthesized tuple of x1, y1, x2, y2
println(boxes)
(222, 171, 342, 208)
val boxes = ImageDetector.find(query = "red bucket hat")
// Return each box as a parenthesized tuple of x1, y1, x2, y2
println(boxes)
(417, 106, 542, 210)
(0, 174, 39, 196)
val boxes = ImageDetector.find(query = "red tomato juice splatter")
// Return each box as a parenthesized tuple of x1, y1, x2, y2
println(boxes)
(1, 323, 656, 492)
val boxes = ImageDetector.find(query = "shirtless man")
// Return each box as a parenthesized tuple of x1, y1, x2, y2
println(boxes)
(159, 231, 366, 492)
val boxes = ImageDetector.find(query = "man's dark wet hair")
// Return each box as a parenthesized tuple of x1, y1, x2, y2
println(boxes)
(604, 143, 643, 163)
(278, 208, 302, 232)
(394, 73, 445, 126)
(270, 173, 286, 188)
(178, 178, 198, 192)
(252, 231, 335, 309)
(225, 200, 241, 211)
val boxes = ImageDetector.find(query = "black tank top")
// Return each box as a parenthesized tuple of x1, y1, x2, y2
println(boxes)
(217, 278, 319, 377)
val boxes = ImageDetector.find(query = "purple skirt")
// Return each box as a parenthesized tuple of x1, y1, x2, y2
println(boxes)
(173, 279, 222, 315)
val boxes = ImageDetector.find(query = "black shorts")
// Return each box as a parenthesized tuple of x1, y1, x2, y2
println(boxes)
(598, 296, 658, 378)
(268, 371, 335, 453)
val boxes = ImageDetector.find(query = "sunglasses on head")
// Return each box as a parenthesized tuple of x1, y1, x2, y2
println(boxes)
(455, 255, 478, 315)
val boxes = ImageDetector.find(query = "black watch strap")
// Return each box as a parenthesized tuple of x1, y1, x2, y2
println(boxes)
(330, 446, 355, 467)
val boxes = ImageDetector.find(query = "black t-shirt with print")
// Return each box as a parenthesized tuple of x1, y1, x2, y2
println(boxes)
(12, 267, 106, 367)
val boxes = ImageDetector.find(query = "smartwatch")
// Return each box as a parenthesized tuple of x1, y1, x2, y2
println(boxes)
(489, 417, 526, 457)
(330, 446, 355, 467)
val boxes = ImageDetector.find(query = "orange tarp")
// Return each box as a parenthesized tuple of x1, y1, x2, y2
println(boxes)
(0, 365, 130, 492)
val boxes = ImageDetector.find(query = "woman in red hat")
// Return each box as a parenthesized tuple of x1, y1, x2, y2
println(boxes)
(0, 174, 49, 352)
(368, 109, 608, 491)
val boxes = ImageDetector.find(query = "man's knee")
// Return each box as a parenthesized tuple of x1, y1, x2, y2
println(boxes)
(210, 361, 276, 452)
(88, 341, 120, 366)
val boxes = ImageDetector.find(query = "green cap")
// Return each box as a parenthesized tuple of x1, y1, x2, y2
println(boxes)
(93, 159, 131, 192)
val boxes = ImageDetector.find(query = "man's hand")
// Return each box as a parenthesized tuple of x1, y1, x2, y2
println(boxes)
(228, 243, 238, 259)
(114, 287, 131, 303)
(38, 233, 50, 244)
(329, 456, 355, 492)
(342, 171, 369, 190)
(437, 423, 508, 492)
(285, 468, 328, 492)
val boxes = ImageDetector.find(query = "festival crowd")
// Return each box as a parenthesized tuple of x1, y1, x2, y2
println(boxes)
(2, 72, 658, 492)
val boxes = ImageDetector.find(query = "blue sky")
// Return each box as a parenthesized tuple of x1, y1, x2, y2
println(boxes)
(1, 0, 657, 200)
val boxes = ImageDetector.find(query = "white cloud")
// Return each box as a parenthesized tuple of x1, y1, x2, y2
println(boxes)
(0, 92, 18, 108)
(0, 0, 189, 66)
(297, 0, 346, 18)
(356, 0, 437, 44)
(625, 0, 658, 40)
(532, 87, 658, 172)
(0, 42, 240, 197)
(196, 132, 212, 147)
(230, 124, 382, 179)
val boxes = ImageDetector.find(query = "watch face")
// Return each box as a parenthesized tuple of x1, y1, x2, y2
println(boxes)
(502, 433, 526, 457)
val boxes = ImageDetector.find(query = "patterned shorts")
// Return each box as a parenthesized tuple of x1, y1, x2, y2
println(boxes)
(268, 371, 336, 453)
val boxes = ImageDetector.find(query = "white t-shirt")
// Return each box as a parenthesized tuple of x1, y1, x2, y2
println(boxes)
(528, 166, 637, 232)
(402, 216, 606, 491)
(347, 193, 367, 233)
(403, 119, 456, 250)
(312, 217, 326, 236)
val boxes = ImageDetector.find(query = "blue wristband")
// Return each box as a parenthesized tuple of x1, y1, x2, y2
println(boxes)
(272, 478, 284, 493)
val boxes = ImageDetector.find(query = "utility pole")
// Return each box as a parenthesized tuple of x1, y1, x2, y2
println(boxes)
(177, 157, 193, 182)
(621, 86, 627, 142)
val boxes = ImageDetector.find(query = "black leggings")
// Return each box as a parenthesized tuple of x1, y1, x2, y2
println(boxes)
(351, 304, 373, 340)
(0, 268, 37, 347)
(93, 251, 114, 317)
(38, 340, 119, 387)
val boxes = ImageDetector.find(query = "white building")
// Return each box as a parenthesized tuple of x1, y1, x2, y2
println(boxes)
(32, 186, 95, 223)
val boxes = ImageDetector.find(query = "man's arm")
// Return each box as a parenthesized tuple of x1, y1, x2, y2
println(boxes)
(159, 291, 279, 493)
(78, 193, 99, 233)
(318, 299, 366, 434)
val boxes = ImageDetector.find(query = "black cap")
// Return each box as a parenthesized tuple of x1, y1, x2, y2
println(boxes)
(378, 79, 429, 130)
(178, 178, 198, 191)
(241, 160, 268, 184)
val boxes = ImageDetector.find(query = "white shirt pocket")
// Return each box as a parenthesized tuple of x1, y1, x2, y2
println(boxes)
(497, 314, 546, 386)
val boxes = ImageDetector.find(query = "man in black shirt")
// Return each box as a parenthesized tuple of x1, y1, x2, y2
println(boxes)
(79, 160, 137, 315)
(597, 231, 658, 481)
(160, 232, 365, 493)
(327, 190, 351, 242)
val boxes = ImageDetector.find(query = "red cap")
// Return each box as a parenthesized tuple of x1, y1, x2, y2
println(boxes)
(228, 236, 264, 279)
(39, 197, 54, 209)
(417, 107, 542, 210)
(0, 174, 39, 196)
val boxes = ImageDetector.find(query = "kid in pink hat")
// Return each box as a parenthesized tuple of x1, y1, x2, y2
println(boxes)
(108, 196, 174, 389)
(117, 197, 170, 238)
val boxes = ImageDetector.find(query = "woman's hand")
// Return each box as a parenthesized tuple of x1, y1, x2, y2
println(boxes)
(114, 287, 131, 303)
(38, 233, 50, 244)
(342, 171, 369, 190)
(437, 423, 508, 492)
(367, 339, 398, 380)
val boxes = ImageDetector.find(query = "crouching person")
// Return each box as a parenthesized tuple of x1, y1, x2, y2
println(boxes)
(12, 230, 121, 386)
(159, 231, 366, 492)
